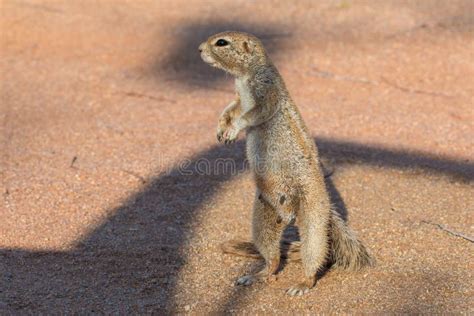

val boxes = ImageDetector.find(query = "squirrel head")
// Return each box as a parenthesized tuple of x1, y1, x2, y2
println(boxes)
(199, 31, 268, 77)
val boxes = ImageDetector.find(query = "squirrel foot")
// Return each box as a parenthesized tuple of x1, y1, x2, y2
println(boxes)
(235, 275, 255, 286)
(286, 276, 315, 296)
(235, 272, 278, 287)
(286, 283, 311, 296)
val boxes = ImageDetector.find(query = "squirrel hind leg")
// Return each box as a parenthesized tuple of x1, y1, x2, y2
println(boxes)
(235, 193, 285, 287)
(236, 256, 280, 287)
(286, 201, 330, 295)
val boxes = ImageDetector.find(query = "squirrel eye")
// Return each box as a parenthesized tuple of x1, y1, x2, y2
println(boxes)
(215, 39, 229, 47)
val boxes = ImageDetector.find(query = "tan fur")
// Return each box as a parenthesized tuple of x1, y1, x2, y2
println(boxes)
(221, 209, 375, 271)
(199, 31, 373, 296)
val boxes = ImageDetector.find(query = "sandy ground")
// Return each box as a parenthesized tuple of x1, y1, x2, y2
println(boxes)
(1, 0, 473, 313)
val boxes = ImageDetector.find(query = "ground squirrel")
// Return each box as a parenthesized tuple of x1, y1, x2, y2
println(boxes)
(199, 31, 373, 296)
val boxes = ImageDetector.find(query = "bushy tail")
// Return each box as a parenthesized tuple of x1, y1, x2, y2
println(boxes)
(221, 211, 374, 270)
(328, 209, 374, 271)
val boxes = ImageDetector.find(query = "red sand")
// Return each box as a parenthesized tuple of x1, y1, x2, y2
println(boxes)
(1, 0, 473, 313)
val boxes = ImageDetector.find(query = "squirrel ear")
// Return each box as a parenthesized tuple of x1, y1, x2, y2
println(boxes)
(243, 41, 252, 53)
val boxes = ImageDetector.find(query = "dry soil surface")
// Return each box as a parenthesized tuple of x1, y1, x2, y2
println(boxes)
(1, 0, 473, 314)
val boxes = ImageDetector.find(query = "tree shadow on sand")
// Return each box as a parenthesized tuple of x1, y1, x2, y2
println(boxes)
(1, 136, 472, 313)
(147, 20, 292, 89)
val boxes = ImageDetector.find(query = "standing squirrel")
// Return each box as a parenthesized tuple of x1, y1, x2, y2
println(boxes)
(199, 31, 373, 296)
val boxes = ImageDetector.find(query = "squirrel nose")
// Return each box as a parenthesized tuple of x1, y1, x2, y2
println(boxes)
(198, 43, 205, 53)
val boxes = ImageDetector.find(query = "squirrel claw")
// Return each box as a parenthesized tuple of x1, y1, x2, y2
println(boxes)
(235, 275, 255, 286)
(286, 284, 311, 296)
(218, 127, 238, 144)
(224, 139, 235, 145)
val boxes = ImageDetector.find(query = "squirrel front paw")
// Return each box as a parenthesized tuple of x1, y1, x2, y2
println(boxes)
(217, 125, 239, 144)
